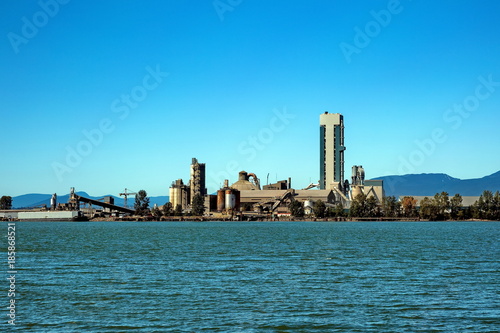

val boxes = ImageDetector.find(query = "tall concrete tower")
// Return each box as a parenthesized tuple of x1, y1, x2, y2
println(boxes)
(190, 157, 206, 204)
(320, 112, 345, 190)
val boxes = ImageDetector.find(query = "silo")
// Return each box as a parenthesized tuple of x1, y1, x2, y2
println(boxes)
(358, 166, 365, 185)
(217, 190, 225, 212)
(225, 189, 236, 210)
(234, 189, 241, 211)
(169, 187, 174, 205)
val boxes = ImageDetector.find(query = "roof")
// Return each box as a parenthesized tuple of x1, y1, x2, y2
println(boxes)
(399, 196, 479, 207)
(230, 180, 259, 191)
(239, 189, 335, 202)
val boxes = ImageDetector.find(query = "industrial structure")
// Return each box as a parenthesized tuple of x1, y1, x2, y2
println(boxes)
(169, 158, 207, 212)
(230, 171, 261, 191)
(190, 158, 207, 203)
(119, 188, 137, 209)
(2, 113, 389, 221)
(169, 179, 190, 210)
(349, 166, 384, 202)
(0, 187, 136, 221)
(320, 112, 346, 191)
(195, 112, 385, 218)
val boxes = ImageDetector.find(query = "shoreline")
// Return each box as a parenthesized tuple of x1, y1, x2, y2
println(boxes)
(4, 217, 497, 222)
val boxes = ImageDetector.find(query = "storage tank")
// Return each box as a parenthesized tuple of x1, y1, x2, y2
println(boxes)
(169, 187, 180, 208)
(225, 189, 236, 210)
(304, 200, 313, 209)
(234, 189, 241, 211)
(217, 190, 225, 212)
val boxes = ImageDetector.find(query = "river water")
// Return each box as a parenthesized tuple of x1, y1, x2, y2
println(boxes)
(3, 221, 499, 332)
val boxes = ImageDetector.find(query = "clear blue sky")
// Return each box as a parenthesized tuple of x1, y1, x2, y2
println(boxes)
(1, 0, 499, 197)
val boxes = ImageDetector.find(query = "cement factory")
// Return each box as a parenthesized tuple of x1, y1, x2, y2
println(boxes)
(0, 112, 384, 221)
(168, 112, 384, 218)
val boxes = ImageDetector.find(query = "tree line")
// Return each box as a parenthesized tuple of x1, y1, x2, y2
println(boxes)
(287, 190, 500, 220)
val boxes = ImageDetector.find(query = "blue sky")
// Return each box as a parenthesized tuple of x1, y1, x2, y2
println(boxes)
(1, 0, 499, 197)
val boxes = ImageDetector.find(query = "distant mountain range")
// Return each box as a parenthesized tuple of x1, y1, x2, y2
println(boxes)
(374, 171, 500, 197)
(12, 192, 169, 209)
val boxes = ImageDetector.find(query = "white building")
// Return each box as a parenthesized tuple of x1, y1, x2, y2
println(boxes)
(320, 112, 345, 190)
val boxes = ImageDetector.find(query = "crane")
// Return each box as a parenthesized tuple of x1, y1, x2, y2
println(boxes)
(119, 188, 137, 209)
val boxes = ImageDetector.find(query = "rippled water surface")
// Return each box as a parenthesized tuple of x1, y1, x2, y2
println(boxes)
(3, 221, 500, 332)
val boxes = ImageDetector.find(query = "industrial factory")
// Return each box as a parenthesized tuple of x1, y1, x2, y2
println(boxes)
(1, 112, 384, 221)
(168, 112, 384, 218)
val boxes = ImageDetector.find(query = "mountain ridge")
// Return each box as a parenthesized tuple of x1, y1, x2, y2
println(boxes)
(373, 171, 500, 197)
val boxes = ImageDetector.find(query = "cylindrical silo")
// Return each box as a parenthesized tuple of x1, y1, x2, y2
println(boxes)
(217, 190, 225, 212)
(225, 189, 236, 210)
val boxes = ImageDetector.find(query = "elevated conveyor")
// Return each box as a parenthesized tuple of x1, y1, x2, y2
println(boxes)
(72, 193, 135, 214)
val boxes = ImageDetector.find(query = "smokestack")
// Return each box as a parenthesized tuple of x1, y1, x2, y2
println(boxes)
(288, 177, 292, 189)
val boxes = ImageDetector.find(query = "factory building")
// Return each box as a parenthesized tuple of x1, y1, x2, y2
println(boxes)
(209, 170, 346, 215)
(349, 165, 385, 203)
(320, 112, 346, 191)
(169, 179, 190, 210)
(190, 158, 206, 204)
(168, 157, 207, 211)
(230, 171, 261, 191)
(239, 189, 337, 206)
(263, 178, 291, 190)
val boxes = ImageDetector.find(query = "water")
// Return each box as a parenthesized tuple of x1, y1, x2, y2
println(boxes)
(2, 221, 499, 332)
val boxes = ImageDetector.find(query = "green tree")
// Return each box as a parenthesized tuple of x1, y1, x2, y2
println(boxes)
(419, 197, 436, 220)
(493, 191, 500, 220)
(458, 206, 472, 220)
(191, 194, 205, 216)
(349, 193, 367, 217)
(313, 200, 326, 218)
(327, 203, 345, 218)
(134, 190, 150, 215)
(449, 193, 463, 220)
(366, 196, 379, 217)
(0, 196, 12, 210)
(162, 202, 173, 216)
(349, 193, 379, 217)
(433, 192, 450, 220)
(288, 199, 304, 218)
(174, 204, 183, 216)
(151, 206, 162, 220)
(381, 196, 400, 217)
(473, 190, 499, 220)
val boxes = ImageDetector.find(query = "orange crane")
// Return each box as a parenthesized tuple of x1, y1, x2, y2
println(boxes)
(119, 188, 137, 209)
